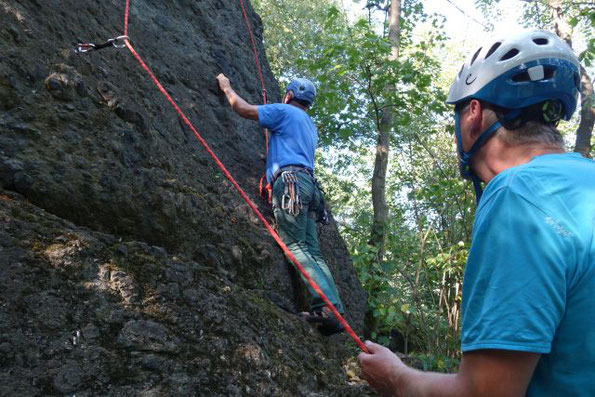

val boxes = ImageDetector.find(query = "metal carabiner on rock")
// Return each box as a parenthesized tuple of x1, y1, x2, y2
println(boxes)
(74, 43, 96, 53)
(111, 35, 130, 48)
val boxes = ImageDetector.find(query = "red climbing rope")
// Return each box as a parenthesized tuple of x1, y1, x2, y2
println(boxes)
(124, 0, 130, 37)
(238, 0, 269, 154)
(120, 0, 368, 353)
(238, 0, 267, 104)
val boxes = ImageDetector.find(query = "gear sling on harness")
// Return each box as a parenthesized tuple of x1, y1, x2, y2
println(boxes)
(281, 171, 302, 216)
(78, 0, 367, 353)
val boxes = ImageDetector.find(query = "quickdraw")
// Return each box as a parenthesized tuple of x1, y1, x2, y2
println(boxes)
(281, 171, 302, 216)
(74, 35, 129, 53)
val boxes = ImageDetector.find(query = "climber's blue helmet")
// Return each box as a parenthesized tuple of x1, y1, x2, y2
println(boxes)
(446, 30, 580, 200)
(286, 78, 316, 106)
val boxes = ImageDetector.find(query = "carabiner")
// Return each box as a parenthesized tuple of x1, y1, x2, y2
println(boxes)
(111, 35, 130, 49)
(74, 43, 96, 53)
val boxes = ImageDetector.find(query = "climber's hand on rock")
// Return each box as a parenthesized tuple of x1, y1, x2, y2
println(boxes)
(216, 73, 231, 92)
(358, 341, 405, 396)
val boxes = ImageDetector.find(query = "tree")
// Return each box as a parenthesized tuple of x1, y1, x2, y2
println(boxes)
(369, 0, 401, 261)
(546, 0, 595, 157)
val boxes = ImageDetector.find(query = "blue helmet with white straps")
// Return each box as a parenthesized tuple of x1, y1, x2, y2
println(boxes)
(286, 78, 316, 106)
(447, 30, 580, 201)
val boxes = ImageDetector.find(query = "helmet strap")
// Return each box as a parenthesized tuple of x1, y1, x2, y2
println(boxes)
(455, 109, 522, 204)
(456, 108, 523, 203)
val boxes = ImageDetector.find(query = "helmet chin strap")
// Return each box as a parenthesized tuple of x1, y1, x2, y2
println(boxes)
(455, 111, 502, 204)
(455, 108, 522, 204)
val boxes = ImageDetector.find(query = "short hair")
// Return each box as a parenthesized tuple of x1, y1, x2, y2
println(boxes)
(496, 121, 564, 148)
(292, 98, 311, 108)
(483, 107, 565, 149)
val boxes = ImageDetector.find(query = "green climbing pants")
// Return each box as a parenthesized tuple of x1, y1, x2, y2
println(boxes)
(272, 170, 344, 313)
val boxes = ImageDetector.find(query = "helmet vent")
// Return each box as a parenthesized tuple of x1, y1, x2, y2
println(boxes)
(533, 37, 549, 45)
(511, 70, 531, 83)
(458, 65, 464, 78)
(511, 66, 555, 83)
(543, 67, 555, 80)
(470, 47, 482, 65)
(500, 48, 519, 61)
(485, 42, 501, 59)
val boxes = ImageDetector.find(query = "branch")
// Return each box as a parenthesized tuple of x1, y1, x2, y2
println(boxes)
(442, 0, 491, 31)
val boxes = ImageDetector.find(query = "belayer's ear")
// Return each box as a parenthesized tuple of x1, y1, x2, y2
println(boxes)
(282, 91, 293, 104)
(467, 99, 486, 137)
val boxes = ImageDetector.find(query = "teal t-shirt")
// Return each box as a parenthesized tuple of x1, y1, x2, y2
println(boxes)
(461, 153, 595, 396)
(257, 104, 317, 182)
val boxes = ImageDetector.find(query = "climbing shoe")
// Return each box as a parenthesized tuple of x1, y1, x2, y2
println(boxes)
(298, 306, 345, 336)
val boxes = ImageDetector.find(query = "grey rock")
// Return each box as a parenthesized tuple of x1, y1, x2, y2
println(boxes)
(0, 0, 370, 393)
(117, 320, 180, 353)
(13, 171, 32, 194)
(53, 361, 83, 394)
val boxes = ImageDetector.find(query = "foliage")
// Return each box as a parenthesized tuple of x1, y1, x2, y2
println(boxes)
(518, 1, 595, 63)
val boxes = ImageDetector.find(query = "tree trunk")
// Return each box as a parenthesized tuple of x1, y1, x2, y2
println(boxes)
(369, 0, 401, 258)
(549, 0, 593, 157)
(575, 66, 594, 157)
(365, 0, 401, 340)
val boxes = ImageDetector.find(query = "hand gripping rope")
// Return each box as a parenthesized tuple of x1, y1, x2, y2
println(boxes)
(79, 0, 368, 353)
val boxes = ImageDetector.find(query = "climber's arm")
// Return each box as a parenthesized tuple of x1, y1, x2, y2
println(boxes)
(216, 74, 259, 120)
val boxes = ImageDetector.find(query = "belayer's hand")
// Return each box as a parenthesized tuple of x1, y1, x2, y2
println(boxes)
(216, 73, 231, 92)
(358, 341, 406, 396)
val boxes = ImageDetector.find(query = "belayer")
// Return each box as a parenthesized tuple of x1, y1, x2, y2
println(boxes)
(359, 30, 595, 396)
(216, 74, 345, 336)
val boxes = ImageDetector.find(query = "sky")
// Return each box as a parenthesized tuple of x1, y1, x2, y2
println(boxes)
(425, 0, 528, 43)
(345, 0, 589, 56)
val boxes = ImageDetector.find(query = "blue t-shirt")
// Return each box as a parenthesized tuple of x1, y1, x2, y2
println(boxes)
(257, 104, 317, 182)
(461, 153, 595, 396)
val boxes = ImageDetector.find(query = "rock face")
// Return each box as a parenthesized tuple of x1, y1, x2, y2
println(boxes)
(0, 0, 369, 395)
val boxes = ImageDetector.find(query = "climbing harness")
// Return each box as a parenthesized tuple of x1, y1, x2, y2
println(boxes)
(75, 0, 368, 353)
(74, 36, 129, 53)
(281, 171, 302, 216)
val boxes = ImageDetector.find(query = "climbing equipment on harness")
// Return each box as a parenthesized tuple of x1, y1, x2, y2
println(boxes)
(74, 36, 129, 53)
(259, 175, 273, 204)
(314, 179, 330, 225)
(281, 171, 302, 216)
(75, 0, 368, 354)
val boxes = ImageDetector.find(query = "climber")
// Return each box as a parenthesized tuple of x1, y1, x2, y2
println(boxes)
(216, 74, 345, 336)
(358, 30, 595, 396)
